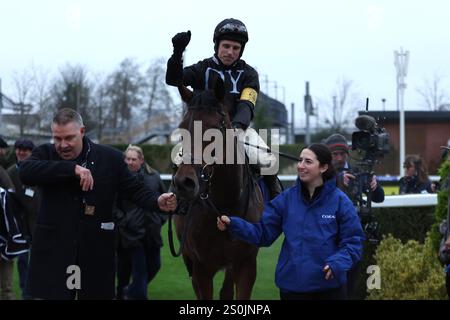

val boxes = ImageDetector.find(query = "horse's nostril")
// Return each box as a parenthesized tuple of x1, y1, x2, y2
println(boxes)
(183, 177, 196, 191)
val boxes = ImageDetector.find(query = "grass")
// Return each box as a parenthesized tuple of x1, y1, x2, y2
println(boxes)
(149, 222, 282, 299)
(10, 222, 282, 300)
(383, 185, 399, 195)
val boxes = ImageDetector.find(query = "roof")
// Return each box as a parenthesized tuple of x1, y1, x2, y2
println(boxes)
(256, 91, 288, 127)
(359, 111, 450, 124)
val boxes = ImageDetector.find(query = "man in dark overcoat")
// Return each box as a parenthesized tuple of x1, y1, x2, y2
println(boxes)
(19, 108, 176, 300)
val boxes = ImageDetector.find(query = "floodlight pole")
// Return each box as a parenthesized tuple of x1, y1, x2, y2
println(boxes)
(394, 47, 409, 176)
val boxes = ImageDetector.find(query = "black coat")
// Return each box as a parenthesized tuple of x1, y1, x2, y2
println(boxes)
(399, 175, 433, 194)
(115, 166, 167, 249)
(19, 138, 161, 300)
(7, 164, 41, 240)
(338, 165, 385, 204)
(167, 55, 259, 127)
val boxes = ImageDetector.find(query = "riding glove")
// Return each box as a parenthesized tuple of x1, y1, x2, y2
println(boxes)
(166, 31, 191, 86)
(172, 30, 191, 56)
(232, 101, 253, 130)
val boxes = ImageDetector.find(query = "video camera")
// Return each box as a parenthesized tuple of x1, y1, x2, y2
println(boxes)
(348, 100, 390, 244)
(352, 114, 390, 163)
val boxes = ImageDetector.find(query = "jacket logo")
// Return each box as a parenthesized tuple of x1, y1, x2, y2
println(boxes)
(205, 67, 244, 94)
(321, 214, 336, 219)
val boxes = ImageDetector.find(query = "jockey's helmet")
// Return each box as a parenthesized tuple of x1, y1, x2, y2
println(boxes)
(213, 18, 248, 57)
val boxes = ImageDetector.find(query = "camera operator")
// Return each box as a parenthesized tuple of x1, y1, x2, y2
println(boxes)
(324, 132, 385, 300)
(324, 134, 384, 204)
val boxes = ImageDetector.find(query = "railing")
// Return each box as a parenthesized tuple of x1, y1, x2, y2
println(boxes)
(371, 193, 437, 208)
(160, 174, 438, 208)
(273, 175, 440, 183)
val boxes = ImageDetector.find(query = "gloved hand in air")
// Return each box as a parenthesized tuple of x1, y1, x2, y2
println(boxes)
(172, 30, 191, 56)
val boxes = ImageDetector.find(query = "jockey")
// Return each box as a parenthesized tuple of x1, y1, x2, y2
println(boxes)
(166, 18, 282, 200)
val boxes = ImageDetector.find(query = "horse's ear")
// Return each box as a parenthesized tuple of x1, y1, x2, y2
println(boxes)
(213, 77, 225, 102)
(178, 84, 193, 103)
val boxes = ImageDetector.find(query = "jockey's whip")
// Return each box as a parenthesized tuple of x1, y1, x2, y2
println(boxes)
(242, 141, 300, 162)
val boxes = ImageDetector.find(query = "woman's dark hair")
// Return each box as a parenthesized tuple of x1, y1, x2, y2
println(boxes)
(403, 154, 429, 184)
(305, 143, 335, 181)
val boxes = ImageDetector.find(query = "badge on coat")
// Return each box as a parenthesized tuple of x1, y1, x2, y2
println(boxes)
(101, 222, 114, 230)
(25, 188, 35, 197)
(84, 205, 95, 216)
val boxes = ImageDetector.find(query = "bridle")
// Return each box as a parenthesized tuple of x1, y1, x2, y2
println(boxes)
(168, 105, 229, 257)
(178, 105, 228, 204)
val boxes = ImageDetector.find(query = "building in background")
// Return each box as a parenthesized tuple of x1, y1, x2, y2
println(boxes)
(361, 111, 450, 175)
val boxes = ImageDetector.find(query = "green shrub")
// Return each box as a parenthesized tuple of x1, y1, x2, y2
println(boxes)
(367, 235, 447, 300)
(430, 161, 450, 250)
(374, 207, 436, 244)
(351, 206, 436, 299)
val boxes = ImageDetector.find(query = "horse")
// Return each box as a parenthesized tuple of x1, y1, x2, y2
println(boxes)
(171, 80, 264, 300)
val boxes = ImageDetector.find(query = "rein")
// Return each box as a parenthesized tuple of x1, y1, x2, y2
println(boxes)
(168, 106, 255, 257)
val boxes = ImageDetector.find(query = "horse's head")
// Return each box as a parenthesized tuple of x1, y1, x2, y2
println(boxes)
(173, 79, 232, 201)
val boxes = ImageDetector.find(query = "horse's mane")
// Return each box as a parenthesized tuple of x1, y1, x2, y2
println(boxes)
(179, 88, 232, 129)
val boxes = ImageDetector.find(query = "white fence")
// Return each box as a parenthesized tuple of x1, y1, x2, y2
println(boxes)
(371, 194, 437, 208)
(161, 174, 438, 209)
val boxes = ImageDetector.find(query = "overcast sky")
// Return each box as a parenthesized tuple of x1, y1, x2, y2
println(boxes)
(1, 0, 449, 126)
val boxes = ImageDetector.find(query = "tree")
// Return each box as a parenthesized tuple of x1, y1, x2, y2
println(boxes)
(105, 58, 145, 141)
(50, 64, 95, 129)
(90, 73, 109, 142)
(416, 73, 449, 111)
(11, 69, 34, 136)
(315, 78, 361, 132)
(30, 64, 53, 130)
(143, 58, 175, 132)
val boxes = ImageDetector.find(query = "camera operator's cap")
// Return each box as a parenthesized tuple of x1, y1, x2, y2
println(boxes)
(14, 139, 35, 151)
(0, 137, 7, 149)
(324, 134, 349, 153)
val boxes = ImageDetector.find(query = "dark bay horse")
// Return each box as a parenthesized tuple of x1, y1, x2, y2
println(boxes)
(171, 80, 264, 300)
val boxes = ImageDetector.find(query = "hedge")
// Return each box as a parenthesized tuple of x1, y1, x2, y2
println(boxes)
(364, 160, 450, 300)
(350, 206, 437, 299)
(366, 235, 446, 300)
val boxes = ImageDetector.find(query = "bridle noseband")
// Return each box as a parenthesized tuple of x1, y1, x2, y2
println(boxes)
(178, 106, 227, 204)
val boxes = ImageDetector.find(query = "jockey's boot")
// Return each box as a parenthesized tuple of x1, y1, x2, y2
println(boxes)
(263, 174, 282, 200)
